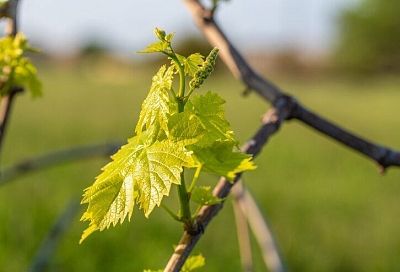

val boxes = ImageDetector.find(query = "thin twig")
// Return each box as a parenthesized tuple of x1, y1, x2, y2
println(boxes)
(183, 0, 400, 172)
(0, 0, 21, 154)
(28, 200, 80, 272)
(0, 87, 23, 151)
(233, 181, 285, 272)
(0, 142, 121, 185)
(164, 101, 289, 271)
(2, 0, 19, 36)
(232, 190, 253, 272)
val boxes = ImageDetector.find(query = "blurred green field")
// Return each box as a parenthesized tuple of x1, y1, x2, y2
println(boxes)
(1, 61, 399, 271)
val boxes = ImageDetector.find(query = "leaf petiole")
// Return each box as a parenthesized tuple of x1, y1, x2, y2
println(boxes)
(192, 206, 202, 219)
(161, 204, 181, 222)
(167, 87, 178, 101)
(163, 51, 186, 99)
(177, 171, 192, 223)
(188, 165, 203, 193)
(183, 88, 196, 103)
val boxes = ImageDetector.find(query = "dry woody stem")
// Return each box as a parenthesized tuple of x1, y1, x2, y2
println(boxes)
(232, 187, 253, 272)
(232, 181, 285, 272)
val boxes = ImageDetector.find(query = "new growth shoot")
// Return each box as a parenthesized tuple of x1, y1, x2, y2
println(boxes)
(79, 28, 256, 247)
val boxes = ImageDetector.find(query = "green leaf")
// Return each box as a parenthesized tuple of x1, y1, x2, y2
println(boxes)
(138, 40, 169, 54)
(0, 33, 42, 97)
(80, 134, 195, 242)
(154, 28, 166, 41)
(138, 28, 174, 54)
(135, 65, 175, 136)
(154, 27, 174, 43)
(191, 141, 256, 181)
(80, 28, 257, 246)
(135, 140, 195, 214)
(168, 110, 206, 146)
(187, 91, 235, 146)
(175, 53, 205, 77)
(80, 136, 142, 243)
(182, 254, 206, 272)
(191, 186, 222, 206)
(185, 53, 205, 77)
(14, 60, 42, 97)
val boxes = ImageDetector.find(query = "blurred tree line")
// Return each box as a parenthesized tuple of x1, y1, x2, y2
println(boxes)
(335, 0, 400, 74)
(73, 0, 400, 76)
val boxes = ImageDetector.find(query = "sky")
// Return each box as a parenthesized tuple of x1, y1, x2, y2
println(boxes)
(16, 0, 357, 55)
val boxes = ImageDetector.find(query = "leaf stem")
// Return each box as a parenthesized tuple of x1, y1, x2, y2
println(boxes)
(167, 50, 194, 230)
(177, 171, 192, 224)
(188, 165, 202, 193)
(183, 88, 196, 103)
(165, 51, 186, 99)
(161, 204, 181, 222)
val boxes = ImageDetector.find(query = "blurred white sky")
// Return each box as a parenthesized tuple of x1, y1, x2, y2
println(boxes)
(18, 0, 356, 55)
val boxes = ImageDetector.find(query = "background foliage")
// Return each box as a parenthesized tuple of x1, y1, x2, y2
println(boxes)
(1, 60, 399, 271)
(335, 0, 400, 74)
(1, 0, 400, 270)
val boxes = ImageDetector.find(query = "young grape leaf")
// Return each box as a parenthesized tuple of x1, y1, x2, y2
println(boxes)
(175, 53, 205, 77)
(187, 91, 236, 146)
(138, 28, 174, 54)
(134, 140, 195, 215)
(138, 40, 169, 54)
(191, 186, 223, 206)
(154, 27, 174, 44)
(191, 141, 256, 181)
(182, 254, 206, 272)
(80, 134, 195, 242)
(186, 53, 205, 74)
(80, 28, 257, 247)
(13, 60, 41, 96)
(168, 110, 206, 145)
(135, 65, 175, 135)
(0, 33, 42, 97)
(80, 136, 142, 243)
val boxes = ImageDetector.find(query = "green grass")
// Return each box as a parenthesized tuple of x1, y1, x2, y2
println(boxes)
(1, 62, 399, 271)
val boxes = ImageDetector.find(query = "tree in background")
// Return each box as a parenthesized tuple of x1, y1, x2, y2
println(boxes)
(335, 0, 400, 74)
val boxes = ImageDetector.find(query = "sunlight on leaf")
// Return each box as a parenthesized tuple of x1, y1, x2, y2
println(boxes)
(135, 65, 175, 135)
(80, 134, 196, 242)
(0, 33, 42, 97)
(191, 186, 222, 206)
(168, 110, 206, 146)
(80, 29, 256, 245)
(187, 91, 236, 146)
(191, 141, 256, 181)
(182, 254, 206, 272)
